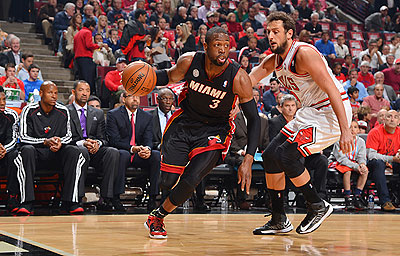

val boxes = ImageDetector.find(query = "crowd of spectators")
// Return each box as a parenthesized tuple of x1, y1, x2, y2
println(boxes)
(0, 0, 400, 214)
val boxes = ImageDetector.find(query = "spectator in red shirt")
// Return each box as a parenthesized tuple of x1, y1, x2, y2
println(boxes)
(120, 9, 150, 63)
(383, 59, 400, 92)
(0, 63, 25, 100)
(105, 57, 127, 106)
(366, 110, 400, 211)
(158, 18, 174, 49)
(117, 18, 125, 39)
(74, 18, 101, 94)
(357, 61, 375, 88)
(332, 62, 346, 84)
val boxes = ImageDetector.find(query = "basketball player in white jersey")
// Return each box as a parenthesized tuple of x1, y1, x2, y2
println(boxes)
(249, 12, 353, 235)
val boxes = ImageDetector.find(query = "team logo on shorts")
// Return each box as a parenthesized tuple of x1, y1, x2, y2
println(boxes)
(193, 69, 199, 77)
(208, 136, 222, 146)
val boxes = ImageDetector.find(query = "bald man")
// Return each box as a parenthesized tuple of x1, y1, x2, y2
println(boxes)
(16, 81, 89, 215)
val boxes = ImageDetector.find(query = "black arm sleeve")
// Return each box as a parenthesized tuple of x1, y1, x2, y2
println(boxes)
(155, 69, 169, 86)
(240, 99, 261, 156)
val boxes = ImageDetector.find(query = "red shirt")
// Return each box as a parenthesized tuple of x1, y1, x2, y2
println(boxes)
(335, 73, 346, 84)
(383, 67, 400, 92)
(227, 21, 242, 34)
(74, 27, 100, 58)
(104, 70, 122, 92)
(357, 72, 374, 88)
(366, 124, 400, 156)
(0, 76, 25, 93)
(162, 30, 175, 49)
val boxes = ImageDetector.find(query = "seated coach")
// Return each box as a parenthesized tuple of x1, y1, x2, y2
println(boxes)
(16, 81, 89, 215)
(106, 91, 161, 212)
(67, 80, 124, 212)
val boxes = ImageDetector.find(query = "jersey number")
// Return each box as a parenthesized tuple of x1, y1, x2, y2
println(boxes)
(278, 76, 300, 91)
(209, 99, 220, 109)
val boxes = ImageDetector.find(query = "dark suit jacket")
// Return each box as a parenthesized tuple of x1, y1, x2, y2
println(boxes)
(262, 89, 278, 113)
(106, 106, 153, 151)
(53, 11, 70, 31)
(268, 113, 288, 141)
(230, 112, 270, 155)
(66, 104, 108, 146)
(150, 108, 174, 150)
(0, 51, 22, 67)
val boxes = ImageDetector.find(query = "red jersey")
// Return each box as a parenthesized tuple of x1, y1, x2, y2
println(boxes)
(366, 125, 400, 156)
(74, 27, 100, 58)
(335, 73, 346, 84)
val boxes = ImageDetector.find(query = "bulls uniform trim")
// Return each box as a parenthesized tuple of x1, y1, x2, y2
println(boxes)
(310, 92, 349, 110)
(72, 153, 85, 202)
(275, 40, 296, 71)
(286, 126, 316, 157)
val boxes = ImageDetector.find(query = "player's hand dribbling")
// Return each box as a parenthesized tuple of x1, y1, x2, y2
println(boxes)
(339, 129, 353, 154)
(237, 154, 253, 194)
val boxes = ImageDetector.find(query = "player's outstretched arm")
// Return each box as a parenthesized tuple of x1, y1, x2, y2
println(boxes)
(249, 54, 275, 88)
(155, 52, 196, 86)
(296, 47, 353, 153)
(233, 69, 261, 194)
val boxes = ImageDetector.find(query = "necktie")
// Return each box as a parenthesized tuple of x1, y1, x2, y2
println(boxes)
(80, 108, 87, 138)
(165, 113, 169, 123)
(130, 112, 136, 162)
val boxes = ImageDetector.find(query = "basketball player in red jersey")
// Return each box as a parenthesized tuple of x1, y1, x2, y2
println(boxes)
(144, 27, 261, 239)
(250, 12, 353, 235)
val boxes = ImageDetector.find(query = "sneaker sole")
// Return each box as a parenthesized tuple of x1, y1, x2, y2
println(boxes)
(296, 202, 333, 234)
(144, 221, 168, 239)
(253, 224, 294, 235)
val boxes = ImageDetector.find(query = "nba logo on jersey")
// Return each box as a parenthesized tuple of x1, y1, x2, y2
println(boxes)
(193, 69, 199, 77)
(222, 81, 228, 88)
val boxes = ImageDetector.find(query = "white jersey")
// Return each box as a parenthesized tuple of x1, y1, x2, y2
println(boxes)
(274, 41, 348, 109)
(273, 41, 352, 157)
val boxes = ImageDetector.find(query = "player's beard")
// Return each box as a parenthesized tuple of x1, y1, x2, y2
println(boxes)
(210, 55, 227, 66)
(271, 40, 288, 55)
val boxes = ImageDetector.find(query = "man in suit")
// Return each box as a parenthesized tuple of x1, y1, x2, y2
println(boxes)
(269, 94, 328, 200)
(367, 71, 396, 104)
(0, 36, 22, 67)
(107, 91, 161, 212)
(151, 88, 174, 151)
(225, 109, 269, 210)
(67, 80, 124, 212)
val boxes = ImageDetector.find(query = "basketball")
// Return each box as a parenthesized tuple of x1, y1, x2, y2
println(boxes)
(122, 61, 156, 96)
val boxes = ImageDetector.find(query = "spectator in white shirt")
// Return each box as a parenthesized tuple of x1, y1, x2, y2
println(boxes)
(334, 35, 349, 59)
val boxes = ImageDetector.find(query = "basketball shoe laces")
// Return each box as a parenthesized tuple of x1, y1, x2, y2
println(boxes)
(150, 216, 166, 233)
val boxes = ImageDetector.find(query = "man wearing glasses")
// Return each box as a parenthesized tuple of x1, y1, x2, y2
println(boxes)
(106, 92, 161, 212)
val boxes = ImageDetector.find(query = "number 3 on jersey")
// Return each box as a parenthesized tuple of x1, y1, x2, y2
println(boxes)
(278, 76, 300, 91)
(209, 99, 221, 109)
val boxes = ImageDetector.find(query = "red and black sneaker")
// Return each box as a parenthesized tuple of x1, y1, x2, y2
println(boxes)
(17, 203, 33, 216)
(68, 203, 84, 215)
(7, 194, 20, 214)
(144, 215, 167, 239)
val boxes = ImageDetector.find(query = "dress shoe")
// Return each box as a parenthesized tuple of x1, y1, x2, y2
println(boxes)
(97, 197, 114, 211)
(112, 198, 126, 212)
(381, 201, 396, 211)
(194, 202, 211, 212)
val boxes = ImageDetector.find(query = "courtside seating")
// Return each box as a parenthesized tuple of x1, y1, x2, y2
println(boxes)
(333, 22, 348, 31)
(350, 24, 364, 32)
(349, 31, 364, 41)
(349, 40, 364, 49)
(332, 30, 347, 39)
(366, 32, 381, 40)
(320, 22, 330, 31)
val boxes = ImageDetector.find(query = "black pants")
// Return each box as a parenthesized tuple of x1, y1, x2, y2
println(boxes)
(0, 149, 18, 195)
(305, 153, 328, 198)
(78, 146, 121, 198)
(118, 149, 161, 196)
(15, 145, 89, 203)
(75, 57, 97, 94)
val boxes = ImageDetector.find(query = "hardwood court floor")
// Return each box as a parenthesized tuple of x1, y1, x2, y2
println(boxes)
(0, 213, 399, 255)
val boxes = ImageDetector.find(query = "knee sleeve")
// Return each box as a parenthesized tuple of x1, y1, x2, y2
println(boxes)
(276, 141, 305, 178)
(169, 179, 195, 206)
(160, 172, 180, 191)
(262, 133, 287, 174)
